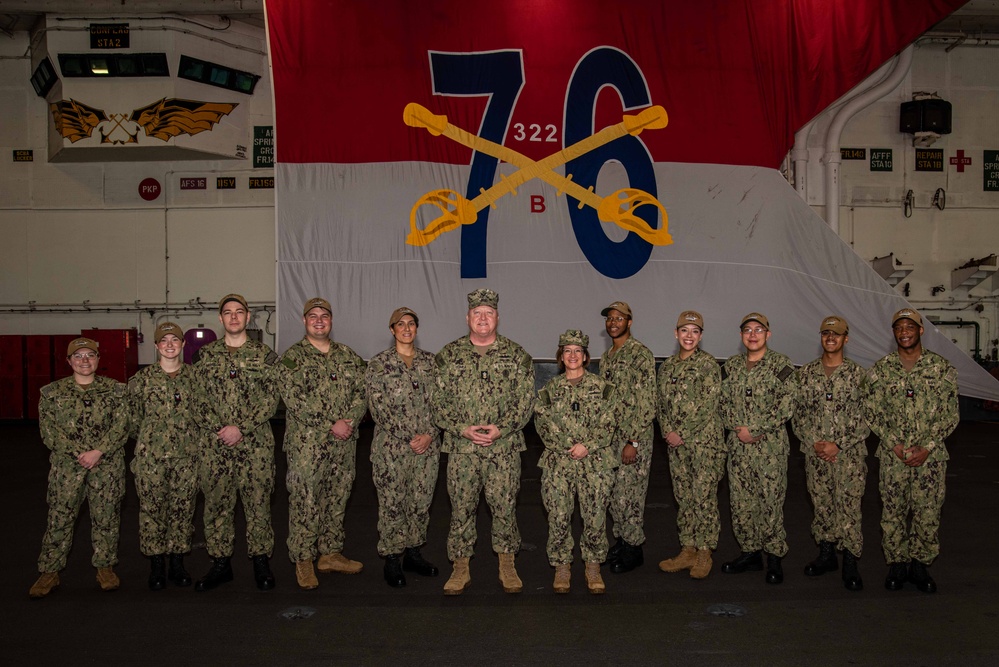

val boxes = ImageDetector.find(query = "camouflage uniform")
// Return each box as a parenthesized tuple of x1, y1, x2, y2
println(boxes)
(365, 346, 440, 557)
(192, 339, 279, 559)
(127, 364, 199, 557)
(792, 358, 870, 557)
(719, 349, 795, 557)
(433, 335, 535, 560)
(37, 376, 129, 572)
(657, 348, 726, 550)
(279, 338, 367, 563)
(599, 337, 656, 546)
(863, 349, 958, 564)
(535, 372, 617, 565)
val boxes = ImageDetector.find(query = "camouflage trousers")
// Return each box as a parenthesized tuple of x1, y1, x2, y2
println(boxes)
(285, 433, 357, 563)
(727, 435, 788, 557)
(445, 449, 521, 561)
(609, 442, 652, 546)
(200, 434, 275, 559)
(131, 453, 198, 556)
(804, 443, 867, 557)
(879, 454, 946, 564)
(371, 444, 440, 557)
(38, 451, 124, 572)
(668, 443, 727, 550)
(540, 458, 613, 565)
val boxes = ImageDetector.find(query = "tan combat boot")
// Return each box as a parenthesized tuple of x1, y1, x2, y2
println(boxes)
(296, 560, 319, 590)
(29, 572, 60, 599)
(553, 563, 571, 594)
(317, 552, 363, 574)
(689, 547, 713, 580)
(444, 557, 471, 595)
(584, 561, 605, 594)
(659, 546, 697, 573)
(498, 553, 522, 593)
(96, 567, 120, 591)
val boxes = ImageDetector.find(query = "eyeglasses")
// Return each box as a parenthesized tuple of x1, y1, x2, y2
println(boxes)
(741, 327, 766, 335)
(70, 352, 97, 360)
(605, 316, 627, 323)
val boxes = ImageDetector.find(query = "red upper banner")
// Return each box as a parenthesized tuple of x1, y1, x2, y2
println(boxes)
(267, 0, 964, 168)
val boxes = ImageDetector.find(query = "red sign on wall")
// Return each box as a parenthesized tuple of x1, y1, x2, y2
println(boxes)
(138, 178, 161, 201)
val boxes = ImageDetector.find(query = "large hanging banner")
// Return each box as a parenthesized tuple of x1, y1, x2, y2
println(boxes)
(266, 0, 999, 400)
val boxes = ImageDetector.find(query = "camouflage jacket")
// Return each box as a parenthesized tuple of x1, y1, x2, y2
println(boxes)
(278, 338, 367, 443)
(598, 336, 656, 445)
(365, 346, 439, 454)
(39, 375, 129, 458)
(535, 371, 618, 472)
(792, 358, 870, 454)
(656, 348, 724, 449)
(127, 363, 198, 459)
(719, 348, 795, 442)
(863, 349, 958, 463)
(191, 339, 279, 437)
(433, 334, 535, 455)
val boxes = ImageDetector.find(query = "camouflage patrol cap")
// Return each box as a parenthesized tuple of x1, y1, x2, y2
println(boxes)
(601, 301, 633, 318)
(820, 316, 848, 335)
(66, 337, 99, 357)
(740, 312, 769, 330)
(891, 308, 922, 327)
(390, 307, 419, 327)
(467, 288, 499, 309)
(218, 293, 249, 313)
(303, 297, 332, 316)
(676, 310, 704, 329)
(154, 321, 184, 343)
(558, 329, 589, 348)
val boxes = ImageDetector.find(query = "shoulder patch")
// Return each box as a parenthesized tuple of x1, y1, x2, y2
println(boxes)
(944, 367, 958, 386)
(281, 356, 297, 370)
(113, 383, 127, 396)
(40, 383, 55, 399)
(265, 350, 279, 366)
(777, 365, 794, 382)
(538, 388, 551, 406)
(602, 383, 614, 400)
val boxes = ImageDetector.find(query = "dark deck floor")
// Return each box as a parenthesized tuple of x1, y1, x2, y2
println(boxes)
(2, 420, 997, 666)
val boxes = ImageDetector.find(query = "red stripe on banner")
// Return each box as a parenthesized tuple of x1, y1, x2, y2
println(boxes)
(267, 0, 964, 168)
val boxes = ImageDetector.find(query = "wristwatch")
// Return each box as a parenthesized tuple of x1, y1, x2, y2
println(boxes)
(627, 440, 640, 449)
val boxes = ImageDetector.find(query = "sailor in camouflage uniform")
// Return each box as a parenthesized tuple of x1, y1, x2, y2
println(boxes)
(792, 316, 869, 591)
(127, 322, 199, 591)
(434, 289, 535, 595)
(535, 330, 617, 594)
(279, 297, 368, 590)
(719, 312, 795, 585)
(191, 294, 280, 592)
(29, 338, 129, 599)
(599, 301, 656, 574)
(365, 307, 441, 588)
(864, 308, 958, 594)
(656, 311, 725, 580)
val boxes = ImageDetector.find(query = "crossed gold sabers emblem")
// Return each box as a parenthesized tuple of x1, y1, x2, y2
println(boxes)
(404, 102, 673, 247)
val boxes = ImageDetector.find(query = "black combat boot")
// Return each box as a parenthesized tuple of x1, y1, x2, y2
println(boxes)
(403, 547, 439, 577)
(765, 553, 784, 585)
(721, 550, 763, 574)
(168, 553, 192, 587)
(884, 562, 908, 591)
(148, 555, 167, 591)
(908, 559, 936, 594)
(195, 557, 233, 592)
(384, 554, 406, 588)
(610, 541, 644, 574)
(607, 537, 624, 565)
(841, 550, 863, 591)
(804, 540, 838, 576)
(252, 555, 275, 590)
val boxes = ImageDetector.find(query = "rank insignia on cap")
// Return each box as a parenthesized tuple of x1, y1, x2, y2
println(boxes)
(906, 389, 915, 399)
(825, 392, 833, 401)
